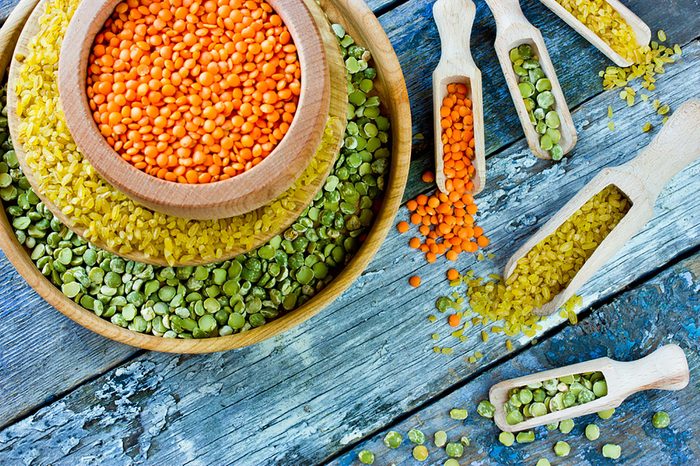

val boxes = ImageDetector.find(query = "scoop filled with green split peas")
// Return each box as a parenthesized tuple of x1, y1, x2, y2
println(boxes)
(504, 99, 700, 317)
(484, 0, 576, 160)
(489, 344, 689, 432)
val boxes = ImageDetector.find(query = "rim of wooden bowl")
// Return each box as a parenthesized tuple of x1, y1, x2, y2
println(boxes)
(58, 0, 330, 220)
(0, 0, 411, 353)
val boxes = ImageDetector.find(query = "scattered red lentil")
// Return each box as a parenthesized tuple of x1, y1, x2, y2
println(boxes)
(397, 221, 409, 233)
(409, 275, 422, 288)
(448, 313, 461, 327)
(399, 83, 488, 265)
(87, 0, 301, 184)
(421, 170, 435, 183)
(446, 268, 459, 281)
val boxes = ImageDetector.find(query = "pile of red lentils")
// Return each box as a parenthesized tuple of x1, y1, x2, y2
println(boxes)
(87, 0, 301, 184)
(398, 84, 489, 287)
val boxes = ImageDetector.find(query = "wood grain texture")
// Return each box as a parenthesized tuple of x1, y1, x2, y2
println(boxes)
(331, 252, 700, 465)
(57, 0, 331, 221)
(484, 0, 577, 160)
(7, 0, 346, 266)
(432, 0, 486, 194)
(0, 40, 697, 464)
(505, 99, 700, 316)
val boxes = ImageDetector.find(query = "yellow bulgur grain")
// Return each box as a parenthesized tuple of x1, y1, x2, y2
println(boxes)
(465, 185, 631, 337)
(557, 0, 641, 63)
(16, 0, 342, 265)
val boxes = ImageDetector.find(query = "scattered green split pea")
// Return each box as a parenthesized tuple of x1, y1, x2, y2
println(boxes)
(585, 423, 600, 440)
(554, 440, 571, 457)
(477, 400, 495, 418)
(408, 428, 426, 444)
(383, 431, 403, 449)
(357, 449, 374, 464)
(652, 411, 670, 428)
(602, 443, 622, 459)
(450, 408, 468, 420)
(498, 431, 515, 447)
(412, 445, 429, 461)
(559, 419, 574, 434)
(445, 442, 464, 458)
(434, 430, 448, 448)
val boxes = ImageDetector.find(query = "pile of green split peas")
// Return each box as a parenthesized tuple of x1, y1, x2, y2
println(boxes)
(504, 371, 608, 425)
(355, 396, 672, 464)
(0, 27, 391, 339)
(510, 44, 565, 160)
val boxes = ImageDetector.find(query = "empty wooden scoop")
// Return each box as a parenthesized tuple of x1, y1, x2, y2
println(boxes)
(484, 0, 576, 160)
(432, 0, 486, 194)
(538, 0, 651, 68)
(505, 98, 700, 316)
(490, 344, 690, 432)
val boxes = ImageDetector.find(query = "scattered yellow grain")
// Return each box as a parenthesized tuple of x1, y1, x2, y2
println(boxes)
(608, 121, 615, 131)
(642, 122, 652, 133)
(15, 0, 341, 265)
(505, 339, 513, 351)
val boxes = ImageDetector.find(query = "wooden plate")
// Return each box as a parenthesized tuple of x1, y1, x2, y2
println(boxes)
(7, 0, 347, 267)
(58, 0, 331, 220)
(0, 0, 411, 353)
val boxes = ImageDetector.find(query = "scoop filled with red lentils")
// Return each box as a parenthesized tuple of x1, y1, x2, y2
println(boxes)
(87, 0, 302, 184)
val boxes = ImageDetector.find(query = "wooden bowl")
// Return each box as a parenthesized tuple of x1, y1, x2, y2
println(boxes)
(57, 0, 330, 220)
(0, 0, 411, 353)
(7, 0, 347, 268)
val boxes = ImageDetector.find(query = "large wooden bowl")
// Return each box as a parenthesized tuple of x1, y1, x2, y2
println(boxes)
(56, 0, 330, 220)
(0, 0, 411, 353)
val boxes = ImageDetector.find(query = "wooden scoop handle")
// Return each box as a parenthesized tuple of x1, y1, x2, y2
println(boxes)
(433, 0, 476, 66)
(611, 344, 690, 397)
(483, 0, 530, 30)
(625, 99, 700, 198)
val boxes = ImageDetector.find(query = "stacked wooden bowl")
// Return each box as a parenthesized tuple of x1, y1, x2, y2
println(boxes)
(0, 0, 411, 352)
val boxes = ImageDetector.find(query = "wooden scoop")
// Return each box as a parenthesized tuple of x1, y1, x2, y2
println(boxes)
(538, 0, 651, 68)
(484, 0, 576, 160)
(432, 0, 486, 194)
(490, 344, 690, 432)
(505, 99, 700, 316)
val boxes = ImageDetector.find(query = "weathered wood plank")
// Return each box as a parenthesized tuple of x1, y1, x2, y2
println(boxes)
(0, 253, 138, 427)
(331, 252, 700, 466)
(383, 0, 700, 201)
(0, 39, 698, 465)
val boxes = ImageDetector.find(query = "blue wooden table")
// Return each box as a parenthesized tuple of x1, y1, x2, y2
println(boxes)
(1, 0, 699, 464)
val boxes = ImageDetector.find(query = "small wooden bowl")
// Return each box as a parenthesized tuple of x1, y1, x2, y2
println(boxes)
(0, 0, 412, 353)
(58, 0, 330, 220)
